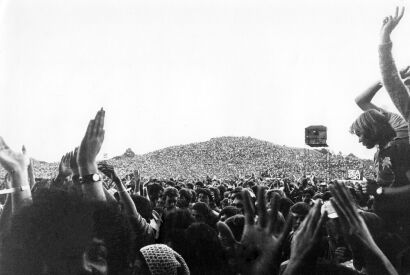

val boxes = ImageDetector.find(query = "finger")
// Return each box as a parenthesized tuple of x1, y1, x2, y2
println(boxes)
(383, 17, 389, 25)
(99, 108, 105, 135)
(267, 193, 280, 233)
(395, 6, 399, 18)
(100, 129, 105, 143)
(313, 212, 327, 240)
(398, 7, 405, 21)
(257, 187, 268, 228)
(94, 109, 102, 136)
(217, 221, 238, 248)
(329, 185, 351, 219)
(0, 137, 10, 150)
(242, 190, 255, 225)
(277, 214, 293, 245)
(86, 119, 95, 138)
(95, 108, 105, 136)
(92, 110, 101, 136)
(311, 200, 323, 229)
(334, 183, 358, 221)
(22, 145, 26, 154)
(330, 198, 351, 231)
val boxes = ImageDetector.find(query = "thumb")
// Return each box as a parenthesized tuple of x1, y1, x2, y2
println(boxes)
(0, 137, 9, 150)
(217, 221, 237, 248)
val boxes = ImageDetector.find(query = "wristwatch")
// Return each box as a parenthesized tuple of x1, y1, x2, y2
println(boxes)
(376, 187, 384, 196)
(79, 173, 101, 185)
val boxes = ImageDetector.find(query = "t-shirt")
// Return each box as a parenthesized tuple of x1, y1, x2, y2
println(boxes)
(374, 137, 410, 187)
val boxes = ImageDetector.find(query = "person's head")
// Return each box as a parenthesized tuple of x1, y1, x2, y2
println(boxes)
(160, 209, 194, 250)
(319, 182, 327, 192)
(183, 223, 226, 274)
(194, 181, 204, 189)
(131, 194, 153, 223)
(219, 206, 241, 222)
(301, 189, 314, 203)
(350, 109, 396, 149)
(177, 188, 192, 208)
(163, 187, 179, 211)
(134, 244, 190, 275)
(230, 191, 246, 211)
(191, 202, 211, 223)
(196, 188, 212, 205)
(1, 189, 134, 275)
(290, 202, 310, 231)
(147, 183, 164, 207)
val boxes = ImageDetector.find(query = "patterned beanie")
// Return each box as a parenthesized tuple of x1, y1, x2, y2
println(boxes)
(140, 244, 190, 275)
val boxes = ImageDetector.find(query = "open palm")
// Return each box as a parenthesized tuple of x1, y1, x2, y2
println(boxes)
(0, 137, 29, 173)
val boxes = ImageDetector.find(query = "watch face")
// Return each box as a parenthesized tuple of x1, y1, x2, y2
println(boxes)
(92, 174, 100, 182)
(376, 187, 382, 195)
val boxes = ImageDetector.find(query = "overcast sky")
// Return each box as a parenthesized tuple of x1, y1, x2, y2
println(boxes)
(0, 0, 409, 162)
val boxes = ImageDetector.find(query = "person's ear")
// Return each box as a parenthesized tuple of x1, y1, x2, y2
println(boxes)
(82, 238, 108, 275)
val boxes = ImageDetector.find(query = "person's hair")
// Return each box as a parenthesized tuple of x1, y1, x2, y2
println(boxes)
(159, 209, 194, 250)
(183, 223, 228, 275)
(196, 188, 212, 200)
(350, 109, 396, 146)
(163, 187, 179, 199)
(219, 206, 240, 219)
(290, 202, 310, 216)
(0, 188, 134, 275)
(179, 188, 192, 203)
(192, 202, 212, 217)
(131, 194, 153, 222)
(147, 183, 163, 199)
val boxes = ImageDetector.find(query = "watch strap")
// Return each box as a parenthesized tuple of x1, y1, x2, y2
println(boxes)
(79, 173, 101, 184)
(0, 185, 30, 195)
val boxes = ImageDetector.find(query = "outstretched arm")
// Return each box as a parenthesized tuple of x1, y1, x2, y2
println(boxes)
(379, 7, 410, 120)
(77, 109, 106, 201)
(98, 163, 138, 217)
(355, 81, 383, 111)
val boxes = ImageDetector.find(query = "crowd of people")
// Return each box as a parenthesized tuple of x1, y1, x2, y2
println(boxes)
(2, 7, 410, 275)
(0, 136, 374, 184)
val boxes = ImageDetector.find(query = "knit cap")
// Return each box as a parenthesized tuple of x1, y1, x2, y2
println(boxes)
(140, 244, 190, 275)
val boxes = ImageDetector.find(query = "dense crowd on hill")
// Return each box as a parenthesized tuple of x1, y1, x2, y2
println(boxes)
(3, 7, 410, 275)
(0, 137, 374, 182)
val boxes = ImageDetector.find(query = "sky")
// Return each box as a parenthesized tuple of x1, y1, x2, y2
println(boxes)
(0, 0, 409, 162)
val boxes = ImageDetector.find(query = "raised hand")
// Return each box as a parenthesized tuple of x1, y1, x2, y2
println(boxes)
(98, 162, 120, 184)
(77, 108, 105, 176)
(133, 169, 141, 193)
(0, 137, 30, 174)
(380, 7, 405, 44)
(217, 188, 291, 275)
(288, 200, 326, 263)
(329, 182, 398, 275)
(399, 66, 410, 79)
(69, 147, 80, 176)
(58, 152, 73, 178)
(329, 182, 376, 251)
(22, 146, 36, 188)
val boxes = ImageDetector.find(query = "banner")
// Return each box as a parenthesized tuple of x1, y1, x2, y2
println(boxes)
(347, 169, 361, 180)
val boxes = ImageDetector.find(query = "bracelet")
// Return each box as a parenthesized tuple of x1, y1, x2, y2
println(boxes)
(0, 185, 30, 195)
